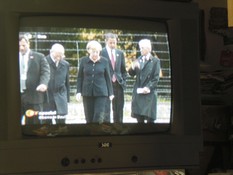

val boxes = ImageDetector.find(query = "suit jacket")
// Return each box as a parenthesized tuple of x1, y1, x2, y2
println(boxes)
(23, 50, 50, 104)
(76, 56, 113, 97)
(128, 55, 161, 120)
(45, 55, 70, 115)
(101, 48, 127, 89)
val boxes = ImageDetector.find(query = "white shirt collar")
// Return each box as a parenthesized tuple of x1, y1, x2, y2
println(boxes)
(106, 46, 115, 54)
(50, 53, 57, 63)
(143, 53, 151, 61)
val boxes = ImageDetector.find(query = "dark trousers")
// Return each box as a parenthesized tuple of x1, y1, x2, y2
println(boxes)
(104, 82, 124, 123)
(43, 101, 66, 124)
(83, 96, 108, 123)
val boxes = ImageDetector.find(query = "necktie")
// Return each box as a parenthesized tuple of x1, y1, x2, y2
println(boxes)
(111, 50, 116, 82)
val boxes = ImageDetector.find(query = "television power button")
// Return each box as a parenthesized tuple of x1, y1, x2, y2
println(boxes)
(131, 155, 138, 163)
(61, 157, 70, 167)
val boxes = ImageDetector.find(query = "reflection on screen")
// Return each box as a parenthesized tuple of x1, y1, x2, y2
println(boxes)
(19, 26, 171, 135)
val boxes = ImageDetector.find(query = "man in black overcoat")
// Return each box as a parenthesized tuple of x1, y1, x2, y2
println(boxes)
(44, 43, 70, 124)
(128, 39, 161, 123)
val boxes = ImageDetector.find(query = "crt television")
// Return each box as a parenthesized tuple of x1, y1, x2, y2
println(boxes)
(0, 0, 202, 174)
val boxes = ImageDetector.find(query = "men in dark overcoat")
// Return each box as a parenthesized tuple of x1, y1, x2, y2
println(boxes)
(128, 39, 161, 123)
(44, 43, 70, 124)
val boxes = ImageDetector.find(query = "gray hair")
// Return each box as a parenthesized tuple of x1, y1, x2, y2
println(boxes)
(104, 33, 118, 40)
(86, 40, 102, 51)
(139, 39, 152, 51)
(50, 43, 65, 54)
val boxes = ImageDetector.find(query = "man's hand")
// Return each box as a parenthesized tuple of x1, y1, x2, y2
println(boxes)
(142, 87, 150, 94)
(76, 93, 81, 101)
(109, 95, 114, 101)
(36, 84, 47, 92)
(131, 60, 140, 70)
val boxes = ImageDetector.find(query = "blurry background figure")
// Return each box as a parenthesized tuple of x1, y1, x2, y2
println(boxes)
(100, 33, 127, 123)
(76, 40, 113, 123)
(43, 43, 70, 124)
(19, 35, 50, 125)
(128, 39, 161, 123)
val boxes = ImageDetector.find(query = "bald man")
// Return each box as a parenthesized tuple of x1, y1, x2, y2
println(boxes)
(43, 43, 70, 124)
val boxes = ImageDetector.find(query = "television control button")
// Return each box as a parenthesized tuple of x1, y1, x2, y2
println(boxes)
(81, 158, 86, 164)
(61, 157, 70, 167)
(90, 158, 96, 163)
(74, 159, 79, 164)
(97, 158, 102, 163)
(131, 155, 138, 163)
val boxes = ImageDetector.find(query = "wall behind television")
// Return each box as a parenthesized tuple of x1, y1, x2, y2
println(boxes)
(194, 0, 232, 65)
(193, 0, 233, 104)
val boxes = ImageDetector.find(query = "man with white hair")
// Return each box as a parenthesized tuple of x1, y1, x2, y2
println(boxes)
(44, 43, 70, 124)
(128, 39, 161, 123)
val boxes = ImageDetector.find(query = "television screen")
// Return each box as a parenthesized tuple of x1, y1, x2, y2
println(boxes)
(19, 16, 172, 136)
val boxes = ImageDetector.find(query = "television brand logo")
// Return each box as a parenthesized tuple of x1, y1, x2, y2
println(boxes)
(99, 142, 112, 148)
